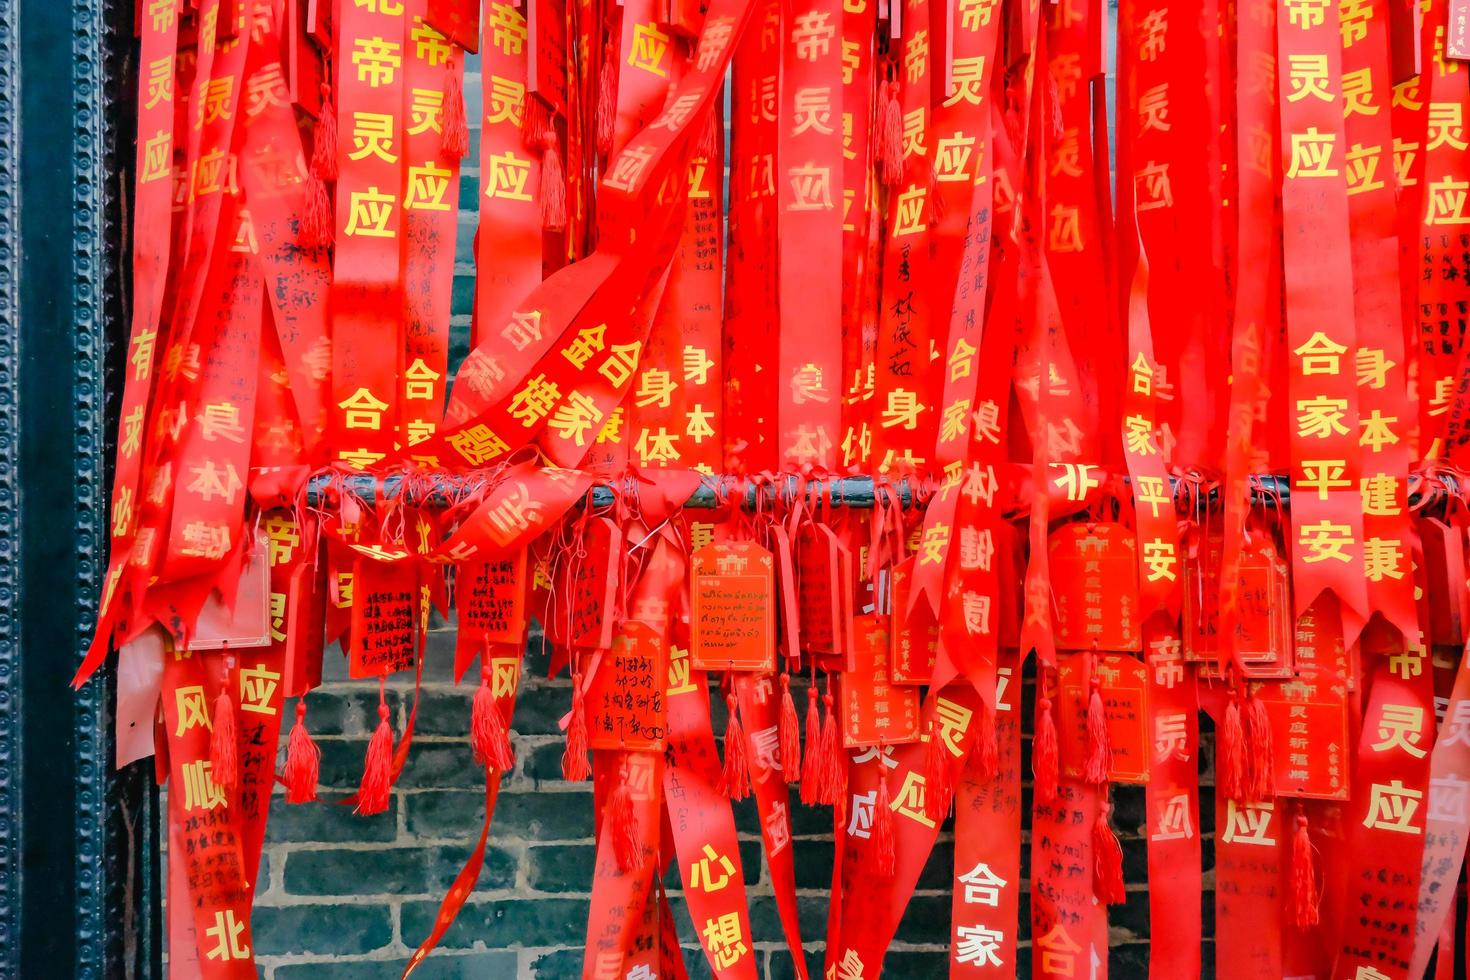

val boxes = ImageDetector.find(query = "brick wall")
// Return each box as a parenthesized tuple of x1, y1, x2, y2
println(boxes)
(246, 618, 1217, 978)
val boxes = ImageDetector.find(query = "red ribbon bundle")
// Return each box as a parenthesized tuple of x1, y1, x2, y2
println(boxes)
(77, 0, 1470, 975)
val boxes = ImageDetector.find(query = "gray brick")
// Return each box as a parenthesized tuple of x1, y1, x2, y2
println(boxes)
(511, 683, 576, 736)
(523, 740, 570, 783)
(765, 948, 826, 980)
(282, 844, 517, 896)
(890, 894, 952, 945)
(524, 843, 595, 893)
(527, 949, 580, 979)
(272, 952, 518, 979)
(286, 688, 404, 738)
(406, 788, 594, 841)
(878, 950, 951, 978)
(314, 739, 373, 791)
(452, 275, 475, 317)
(400, 898, 589, 950)
(252, 902, 393, 957)
(748, 895, 829, 946)
(396, 741, 484, 789)
(410, 688, 476, 737)
(265, 793, 399, 844)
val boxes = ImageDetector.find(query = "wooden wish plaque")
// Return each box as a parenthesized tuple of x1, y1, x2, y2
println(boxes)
(587, 622, 668, 751)
(690, 541, 776, 671)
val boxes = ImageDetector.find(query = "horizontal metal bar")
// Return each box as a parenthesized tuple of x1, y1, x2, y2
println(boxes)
(306, 473, 918, 510)
(302, 469, 1466, 514)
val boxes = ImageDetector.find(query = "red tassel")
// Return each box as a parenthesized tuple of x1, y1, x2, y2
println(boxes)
(540, 141, 568, 231)
(696, 110, 718, 160)
(873, 758, 897, 876)
(1289, 806, 1320, 928)
(721, 693, 751, 800)
(283, 700, 321, 804)
(800, 685, 823, 804)
(209, 686, 238, 793)
(562, 672, 591, 782)
(1033, 690, 1060, 805)
(521, 94, 550, 151)
(971, 697, 1000, 783)
(471, 668, 515, 773)
(310, 84, 338, 182)
(923, 715, 954, 822)
(1084, 675, 1112, 785)
(1092, 801, 1126, 904)
(441, 66, 469, 160)
(301, 174, 334, 248)
(1246, 691, 1274, 802)
(1219, 694, 1248, 802)
(880, 81, 904, 188)
(607, 779, 642, 873)
(596, 44, 616, 155)
(818, 692, 846, 806)
(777, 674, 801, 781)
(356, 693, 394, 815)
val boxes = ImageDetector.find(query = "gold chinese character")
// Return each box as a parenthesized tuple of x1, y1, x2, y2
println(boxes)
(1138, 8, 1167, 61)
(1371, 704, 1426, 757)
(349, 111, 398, 163)
(1285, 54, 1329, 103)
(339, 387, 390, 429)
(185, 460, 243, 504)
(683, 345, 714, 384)
(701, 912, 749, 970)
(448, 424, 510, 464)
(1298, 520, 1353, 563)
(407, 88, 445, 134)
(508, 374, 560, 426)
(351, 37, 403, 87)
(196, 76, 235, 128)
(344, 187, 396, 237)
(791, 10, 834, 60)
(1299, 459, 1350, 498)
(1287, 128, 1339, 178)
(203, 909, 250, 961)
(1284, 0, 1329, 29)
(1362, 780, 1422, 834)
(1363, 537, 1406, 582)
(1428, 103, 1468, 151)
(1352, 411, 1399, 452)
(1135, 160, 1173, 210)
(945, 56, 987, 107)
(791, 86, 834, 136)
(889, 771, 936, 827)
(689, 843, 736, 892)
(788, 162, 833, 210)
(1138, 83, 1170, 132)
(405, 162, 452, 210)
(634, 426, 681, 465)
(411, 17, 452, 65)
(1143, 539, 1177, 582)
(488, 2, 527, 55)
(145, 55, 175, 109)
(239, 664, 281, 714)
(893, 185, 927, 234)
(1221, 800, 1275, 844)
(1295, 396, 1349, 439)
(181, 759, 226, 811)
(1345, 143, 1386, 196)
(628, 21, 671, 75)
(1342, 68, 1378, 116)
